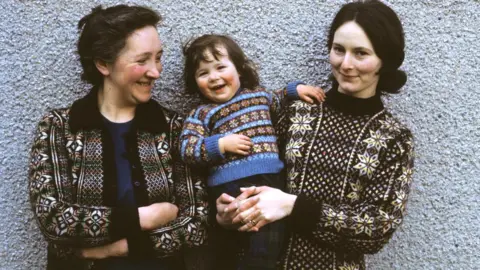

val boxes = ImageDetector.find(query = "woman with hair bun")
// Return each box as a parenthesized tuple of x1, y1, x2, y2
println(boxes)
(28, 4, 208, 270)
(215, 0, 415, 269)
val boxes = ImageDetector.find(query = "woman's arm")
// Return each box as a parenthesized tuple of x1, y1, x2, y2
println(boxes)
(230, 130, 415, 254)
(78, 202, 179, 259)
(291, 131, 414, 254)
(77, 238, 128, 259)
(138, 203, 178, 231)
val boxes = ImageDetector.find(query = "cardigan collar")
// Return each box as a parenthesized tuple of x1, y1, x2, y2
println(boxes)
(325, 87, 384, 116)
(69, 86, 168, 134)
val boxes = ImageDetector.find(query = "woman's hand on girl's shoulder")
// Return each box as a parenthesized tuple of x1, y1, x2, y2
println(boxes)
(297, 85, 326, 104)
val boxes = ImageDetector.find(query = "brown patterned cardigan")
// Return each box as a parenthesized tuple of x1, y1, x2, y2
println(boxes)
(28, 88, 209, 269)
(275, 88, 414, 270)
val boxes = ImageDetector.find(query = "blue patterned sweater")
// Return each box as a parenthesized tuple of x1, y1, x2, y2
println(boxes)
(180, 83, 299, 187)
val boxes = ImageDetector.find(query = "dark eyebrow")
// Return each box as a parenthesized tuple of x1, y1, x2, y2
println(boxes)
(354, 47, 374, 53)
(332, 43, 374, 53)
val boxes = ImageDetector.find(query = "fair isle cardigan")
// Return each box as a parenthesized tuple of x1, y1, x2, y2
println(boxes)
(180, 86, 297, 187)
(276, 88, 414, 270)
(28, 88, 209, 269)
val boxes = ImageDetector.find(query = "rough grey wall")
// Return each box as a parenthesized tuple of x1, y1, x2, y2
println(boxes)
(1, 0, 479, 269)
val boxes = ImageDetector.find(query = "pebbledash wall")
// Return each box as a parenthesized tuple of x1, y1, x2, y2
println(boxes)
(0, 0, 478, 269)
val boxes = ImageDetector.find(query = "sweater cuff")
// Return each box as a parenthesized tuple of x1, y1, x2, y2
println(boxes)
(205, 134, 225, 161)
(110, 207, 151, 258)
(110, 206, 139, 238)
(127, 231, 153, 258)
(288, 193, 321, 233)
(286, 81, 305, 100)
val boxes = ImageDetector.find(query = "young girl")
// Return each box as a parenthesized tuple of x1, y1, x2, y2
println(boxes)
(180, 34, 324, 269)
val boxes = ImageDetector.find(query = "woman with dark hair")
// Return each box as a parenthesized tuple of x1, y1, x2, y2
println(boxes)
(215, 0, 415, 269)
(28, 5, 208, 270)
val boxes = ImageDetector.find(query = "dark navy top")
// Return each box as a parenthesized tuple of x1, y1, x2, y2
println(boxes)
(104, 117, 135, 207)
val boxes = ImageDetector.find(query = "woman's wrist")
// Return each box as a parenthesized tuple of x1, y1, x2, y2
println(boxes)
(109, 239, 128, 257)
(284, 193, 298, 217)
(288, 193, 322, 233)
(138, 206, 150, 231)
(78, 238, 128, 259)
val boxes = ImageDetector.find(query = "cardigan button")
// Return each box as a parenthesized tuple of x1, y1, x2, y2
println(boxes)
(134, 181, 141, 187)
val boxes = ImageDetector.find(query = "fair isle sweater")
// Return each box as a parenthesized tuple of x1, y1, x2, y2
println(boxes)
(274, 88, 414, 270)
(180, 85, 298, 187)
(29, 87, 209, 270)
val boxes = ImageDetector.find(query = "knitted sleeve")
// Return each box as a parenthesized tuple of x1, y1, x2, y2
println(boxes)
(28, 110, 137, 248)
(289, 128, 415, 254)
(274, 101, 292, 162)
(145, 110, 209, 257)
(267, 81, 302, 121)
(179, 107, 225, 165)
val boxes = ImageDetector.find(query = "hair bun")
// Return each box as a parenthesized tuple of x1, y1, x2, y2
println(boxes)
(78, 5, 104, 30)
(378, 70, 407, 94)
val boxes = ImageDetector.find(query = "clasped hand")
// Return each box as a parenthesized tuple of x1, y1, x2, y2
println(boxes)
(216, 186, 296, 232)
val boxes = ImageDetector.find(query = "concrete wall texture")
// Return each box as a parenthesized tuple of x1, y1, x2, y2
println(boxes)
(0, 0, 478, 269)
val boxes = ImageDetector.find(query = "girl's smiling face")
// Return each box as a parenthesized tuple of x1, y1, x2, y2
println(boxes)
(194, 46, 241, 104)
